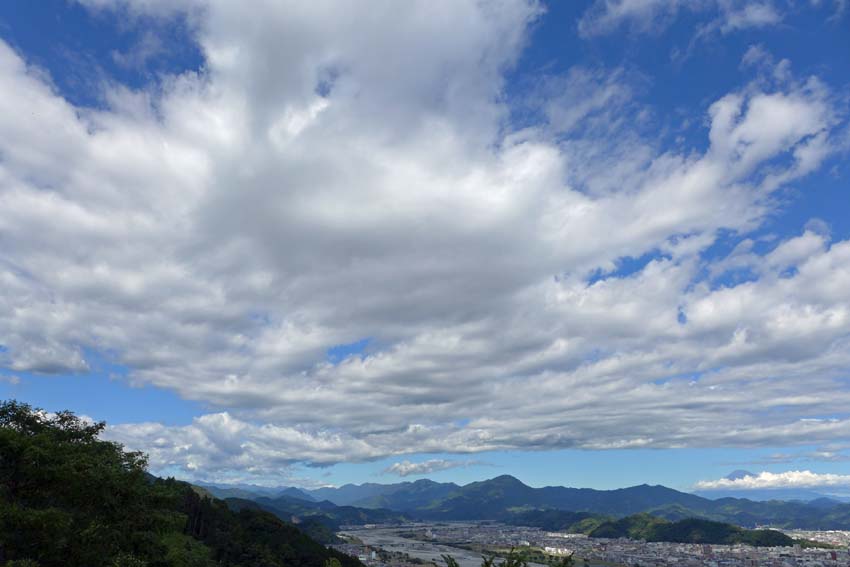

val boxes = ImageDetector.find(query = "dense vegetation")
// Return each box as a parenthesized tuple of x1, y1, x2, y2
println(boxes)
(0, 400, 362, 567)
(442, 548, 576, 567)
(505, 509, 795, 546)
(586, 513, 794, 546)
(503, 509, 605, 533)
(222, 497, 355, 544)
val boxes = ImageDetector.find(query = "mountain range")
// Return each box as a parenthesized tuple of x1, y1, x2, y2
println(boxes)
(208, 474, 850, 531)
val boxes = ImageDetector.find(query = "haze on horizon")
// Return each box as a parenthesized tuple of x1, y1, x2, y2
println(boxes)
(1, 0, 849, 494)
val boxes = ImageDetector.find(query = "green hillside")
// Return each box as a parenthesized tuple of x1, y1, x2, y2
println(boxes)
(0, 400, 362, 567)
(505, 509, 796, 546)
(587, 513, 794, 546)
(254, 495, 406, 527)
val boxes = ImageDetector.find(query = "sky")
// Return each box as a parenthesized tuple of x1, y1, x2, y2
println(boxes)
(0, 0, 849, 494)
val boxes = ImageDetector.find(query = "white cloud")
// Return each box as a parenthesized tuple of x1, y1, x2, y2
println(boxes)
(578, 0, 688, 37)
(718, 1, 782, 32)
(111, 31, 165, 70)
(0, 375, 21, 385)
(696, 470, 850, 490)
(0, 0, 847, 482)
(578, 0, 784, 38)
(383, 459, 479, 478)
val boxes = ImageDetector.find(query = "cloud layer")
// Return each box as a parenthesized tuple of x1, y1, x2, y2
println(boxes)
(696, 470, 850, 490)
(578, 0, 789, 37)
(0, 0, 848, 482)
(383, 459, 479, 478)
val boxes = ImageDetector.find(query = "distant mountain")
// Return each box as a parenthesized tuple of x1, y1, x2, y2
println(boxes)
(419, 474, 540, 519)
(694, 488, 850, 503)
(307, 478, 458, 508)
(210, 474, 850, 531)
(243, 493, 408, 531)
(308, 482, 397, 506)
(197, 481, 317, 502)
(808, 497, 847, 508)
(278, 486, 318, 501)
(413, 475, 711, 520)
(351, 478, 461, 510)
(420, 476, 850, 529)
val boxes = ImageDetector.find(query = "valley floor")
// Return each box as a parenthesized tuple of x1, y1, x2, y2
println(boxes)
(338, 523, 850, 567)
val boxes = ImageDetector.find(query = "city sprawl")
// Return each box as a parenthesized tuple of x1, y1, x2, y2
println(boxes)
(337, 524, 850, 567)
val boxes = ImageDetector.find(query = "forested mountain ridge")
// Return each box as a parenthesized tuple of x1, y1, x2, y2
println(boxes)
(232, 493, 408, 542)
(0, 400, 361, 567)
(309, 478, 459, 509)
(586, 514, 795, 547)
(289, 474, 850, 529)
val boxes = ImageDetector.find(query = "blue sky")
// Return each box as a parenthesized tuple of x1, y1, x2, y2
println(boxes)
(1, 0, 849, 493)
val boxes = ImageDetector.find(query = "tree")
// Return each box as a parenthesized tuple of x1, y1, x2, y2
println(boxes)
(443, 548, 528, 567)
(0, 401, 162, 566)
(0, 400, 363, 567)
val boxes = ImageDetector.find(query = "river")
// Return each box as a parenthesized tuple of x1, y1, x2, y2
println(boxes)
(339, 524, 549, 567)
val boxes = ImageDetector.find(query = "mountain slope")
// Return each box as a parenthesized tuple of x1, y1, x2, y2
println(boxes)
(0, 400, 361, 567)
(694, 488, 850, 502)
(208, 474, 850, 530)
(349, 478, 460, 510)
(413, 475, 715, 520)
(587, 514, 795, 546)
(198, 482, 317, 502)
(310, 474, 850, 529)
(308, 478, 459, 509)
(250, 493, 408, 529)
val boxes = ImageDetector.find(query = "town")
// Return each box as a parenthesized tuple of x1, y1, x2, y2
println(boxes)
(335, 523, 850, 567)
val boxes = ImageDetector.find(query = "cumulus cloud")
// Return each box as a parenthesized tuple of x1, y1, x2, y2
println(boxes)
(383, 459, 480, 478)
(696, 470, 850, 490)
(0, 0, 848, 482)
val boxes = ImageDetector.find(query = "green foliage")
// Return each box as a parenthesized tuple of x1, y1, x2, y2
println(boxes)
(443, 548, 529, 567)
(495, 548, 529, 567)
(110, 554, 148, 567)
(553, 551, 575, 567)
(298, 516, 342, 543)
(0, 400, 362, 567)
(0, 400, 166, 566)
(161, 533, 213, 567)
(588, 512, 668, 540)
(504, 509, 605, 533)
(508, 508, 794, 547)
(586, 513, 795, 546)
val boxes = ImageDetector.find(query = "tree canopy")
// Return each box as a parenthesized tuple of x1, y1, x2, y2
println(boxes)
(0, 400, 362, 567)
